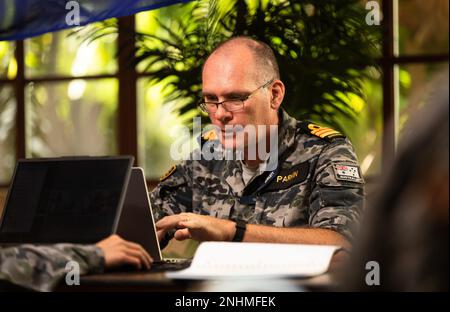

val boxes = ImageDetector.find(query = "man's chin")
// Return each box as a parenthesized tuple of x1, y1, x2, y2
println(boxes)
(220, 135, 245, 151)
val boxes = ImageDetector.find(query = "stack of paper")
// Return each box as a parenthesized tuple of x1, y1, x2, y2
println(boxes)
(166, 242, 339, 280)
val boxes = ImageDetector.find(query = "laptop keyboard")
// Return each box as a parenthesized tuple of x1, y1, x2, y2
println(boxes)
(150, 258, 191, 272)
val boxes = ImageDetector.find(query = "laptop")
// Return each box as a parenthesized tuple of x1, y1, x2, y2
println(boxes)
(0, 156, 133, 245)
(117, 167, 191, 271)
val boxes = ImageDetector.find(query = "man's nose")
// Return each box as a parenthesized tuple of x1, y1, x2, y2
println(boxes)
(213, 104, 232, 123)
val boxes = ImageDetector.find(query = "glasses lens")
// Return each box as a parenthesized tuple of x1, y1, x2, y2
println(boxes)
(203, 103, 218, 113)
(223, 100, 243, 112)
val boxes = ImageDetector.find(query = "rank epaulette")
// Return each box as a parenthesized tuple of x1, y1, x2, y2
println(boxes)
(298, 121, 346, 142)
(159, 165, 177, 182)
(199, 129, 218, 147)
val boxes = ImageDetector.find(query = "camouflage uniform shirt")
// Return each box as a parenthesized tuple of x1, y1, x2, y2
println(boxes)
(0, 244, 104, 291)
(151, 109, 365, 243)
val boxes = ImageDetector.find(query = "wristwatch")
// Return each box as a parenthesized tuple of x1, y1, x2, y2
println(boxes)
(232, 219, 247, 242)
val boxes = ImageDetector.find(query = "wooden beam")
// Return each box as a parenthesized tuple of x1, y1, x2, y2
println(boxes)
(381, 0, 396, 172)
(14, 40, 26, 159)
(117, 16, 138, 165)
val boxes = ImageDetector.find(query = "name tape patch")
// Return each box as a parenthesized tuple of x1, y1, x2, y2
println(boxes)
(264, 161, 310, 192)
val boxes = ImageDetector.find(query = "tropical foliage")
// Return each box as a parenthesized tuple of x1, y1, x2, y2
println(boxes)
(130, 0, 380, 131)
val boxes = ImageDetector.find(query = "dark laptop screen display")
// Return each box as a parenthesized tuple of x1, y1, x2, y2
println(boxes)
(0, 157, 132, 244)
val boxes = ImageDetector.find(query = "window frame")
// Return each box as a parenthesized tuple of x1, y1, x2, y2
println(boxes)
(381, 0, 449, 169)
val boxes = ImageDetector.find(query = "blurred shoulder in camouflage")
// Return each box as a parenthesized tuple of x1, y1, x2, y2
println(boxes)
(0, 244, 104, 291)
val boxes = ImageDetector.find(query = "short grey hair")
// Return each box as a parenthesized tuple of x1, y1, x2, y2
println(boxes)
(205, 36, 280, 82)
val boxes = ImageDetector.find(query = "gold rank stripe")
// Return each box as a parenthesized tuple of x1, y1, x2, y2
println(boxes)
(159, 165, 177, 182)
(317, 130, 340, 137)
(312, 128, 340, 138)
(312, 127, 332, 136)
(203, 130, 217, 141)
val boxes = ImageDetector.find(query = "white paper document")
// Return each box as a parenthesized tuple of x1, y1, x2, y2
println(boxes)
(166, 242, 340, 280)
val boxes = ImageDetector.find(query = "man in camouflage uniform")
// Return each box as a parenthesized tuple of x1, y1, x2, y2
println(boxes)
(0, 235, 152, 291)
(152, 37, 364, 248)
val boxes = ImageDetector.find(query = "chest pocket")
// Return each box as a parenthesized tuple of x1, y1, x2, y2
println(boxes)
(257, 184, 310, 227)
(192, 174, 235, 219)
(195, 192, 235, 220)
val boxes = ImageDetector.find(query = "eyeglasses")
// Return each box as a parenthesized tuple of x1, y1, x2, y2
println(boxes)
(199, 78, 274, 114)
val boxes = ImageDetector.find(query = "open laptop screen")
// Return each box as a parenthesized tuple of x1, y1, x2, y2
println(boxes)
(0, 156, 133, 244)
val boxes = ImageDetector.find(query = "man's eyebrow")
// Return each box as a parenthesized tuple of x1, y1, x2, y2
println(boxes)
(224, 91, 249, 98)
(202, 92, 217, 98)
(202, 91, 249, 99)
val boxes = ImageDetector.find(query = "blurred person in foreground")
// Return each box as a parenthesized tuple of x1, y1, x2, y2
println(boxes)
(343, 67, 449, 291)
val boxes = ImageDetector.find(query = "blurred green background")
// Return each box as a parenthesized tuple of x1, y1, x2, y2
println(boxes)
(0, 0, 448, 185)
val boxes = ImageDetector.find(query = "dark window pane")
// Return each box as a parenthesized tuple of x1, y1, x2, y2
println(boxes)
(25, 79, 118, 157)
(398, 0, 449, 55)
(0, 83, 16, 183)
(25, 21, 117, 78)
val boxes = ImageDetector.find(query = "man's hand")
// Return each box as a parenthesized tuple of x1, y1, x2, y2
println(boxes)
(155, 213, 236, 242)
(95, 235, 153, 270)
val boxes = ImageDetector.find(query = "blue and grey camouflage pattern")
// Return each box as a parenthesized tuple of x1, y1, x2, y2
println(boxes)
(150, 109, 365, 243)
(0, 244, 104, 291)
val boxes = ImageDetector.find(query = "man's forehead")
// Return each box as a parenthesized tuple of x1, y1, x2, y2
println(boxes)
(202, 80, 252, 96)
(202, 67, 255, 92)
(204, 45, 257, 73)
(202, 52, 258, 92)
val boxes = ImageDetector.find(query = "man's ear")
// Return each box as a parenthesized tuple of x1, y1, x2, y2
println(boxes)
(270, 79, 285, 109)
